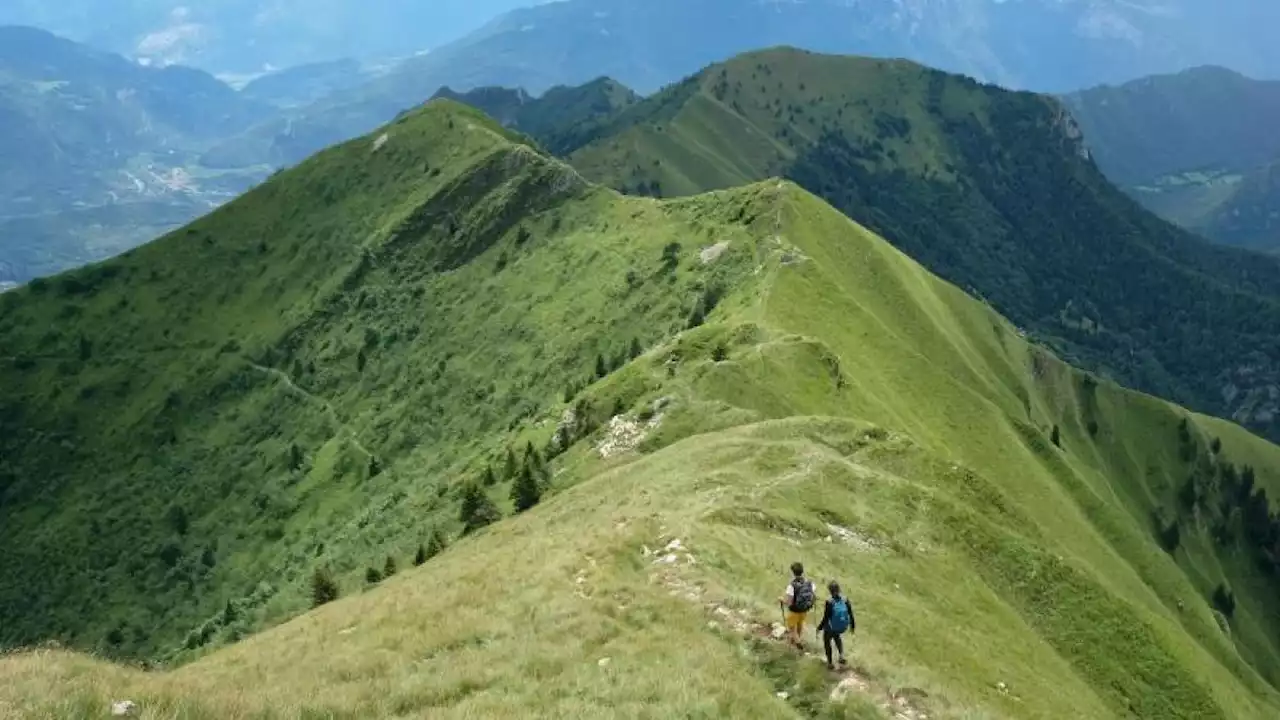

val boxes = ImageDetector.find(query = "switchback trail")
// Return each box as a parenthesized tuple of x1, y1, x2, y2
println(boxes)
(247, 361, 375, 460)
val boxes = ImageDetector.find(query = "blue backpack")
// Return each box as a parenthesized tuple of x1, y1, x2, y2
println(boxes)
(828, 598, 853, 633)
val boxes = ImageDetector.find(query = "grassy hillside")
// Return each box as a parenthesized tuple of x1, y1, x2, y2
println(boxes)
(541, 48, 1280, 443)
(1062, 66, 1280, 252)
(4, 165, 1280, 718)
(0, 98, 764, 661)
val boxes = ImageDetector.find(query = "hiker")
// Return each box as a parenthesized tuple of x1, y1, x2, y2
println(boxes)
(816, 580, 856, 670)
(779, 561, 816, 647)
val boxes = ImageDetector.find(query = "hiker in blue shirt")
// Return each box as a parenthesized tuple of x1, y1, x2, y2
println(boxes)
(815, 581, 855, 670)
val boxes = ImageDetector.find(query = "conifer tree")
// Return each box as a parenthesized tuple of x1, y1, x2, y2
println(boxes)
(503, 447, 518, 480)
(366, 566, 383, 584)
(512, 463, 542, 513)
(311, 568, 339, 607)
(384, 555, 397, 577)
(426, 528, 448, 558)
(460, 484, 501, 534)
(414, 543, 427, 566)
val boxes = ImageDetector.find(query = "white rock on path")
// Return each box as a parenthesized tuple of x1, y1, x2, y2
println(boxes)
(111, 700, 137, 716)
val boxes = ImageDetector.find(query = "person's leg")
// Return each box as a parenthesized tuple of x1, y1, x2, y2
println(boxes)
(823, 632, 835, 668)
(833, 633, 845, 664)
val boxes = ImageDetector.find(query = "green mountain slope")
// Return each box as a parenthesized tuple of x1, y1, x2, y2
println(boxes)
(433, 78, 640, 155)
(3, 102, 1280, 718)
(1062, 66, 1280, 252)
(527, 48, 1280, 444)
(0, 98, 757, 660)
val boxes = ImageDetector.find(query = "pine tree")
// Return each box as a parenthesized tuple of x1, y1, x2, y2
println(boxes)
(629, 338, 643, 360)
(1050, 425, 1061, 448)
(1212, 583, 1236, 617)
(426, 528, 448, 558)
(384, 555, 398, 577)
(460, 484, 501, 534)
(414, 543, 427, 566)
(1211, 437, 1223, 455)
(311, 568, 339, 607)
(367, 454, 382, 478)
(512, 463, 542, 513)
(595, 353, 608, 379)
(366, 566, 383, 584)
(524, 441, 543, 470)
(503, 447, 518, 480)
(482, 465, 498, 486)
(288, 443, 303, 470)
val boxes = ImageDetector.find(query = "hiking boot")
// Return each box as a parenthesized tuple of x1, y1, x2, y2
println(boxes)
(838, 656, 847, 666)
(827, 661, 835, 670)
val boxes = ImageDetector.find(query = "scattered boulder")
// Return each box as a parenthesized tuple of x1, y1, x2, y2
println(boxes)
(598, 657, 611, 668)
(700, 241, 730, 264)
(110, 700, 137, 717)
(596, 413, 662, 458)
(826, 523, 884, 552)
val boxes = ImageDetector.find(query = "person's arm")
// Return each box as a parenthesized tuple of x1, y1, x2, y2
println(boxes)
(847, 599, 856, 633)
(816, 599, 832, 633)
(780, 582, 794, 608)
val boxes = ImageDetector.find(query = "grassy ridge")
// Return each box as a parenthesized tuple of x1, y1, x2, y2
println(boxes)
(554, 48, 1280, 445)
(3, 177, 1280, 718)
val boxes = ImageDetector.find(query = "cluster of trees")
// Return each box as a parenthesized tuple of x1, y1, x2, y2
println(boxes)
(1161, 418, 1280, 618)
(310, 528, 451, 608)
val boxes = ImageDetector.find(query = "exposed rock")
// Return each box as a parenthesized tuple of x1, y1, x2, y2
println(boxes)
(597, 657, 611, 668)
(111, 700, 137, 716)
(700, 241, 730, 264)
(826, 523, 884, 552)
(596, 413, 662, 458)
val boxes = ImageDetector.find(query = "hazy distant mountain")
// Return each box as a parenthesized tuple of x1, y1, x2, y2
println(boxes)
(208, 0, 1280, 171)
(1065, 66, 1280, 251)
(0, 1, 530, 75)
(0, 26, 271, 282)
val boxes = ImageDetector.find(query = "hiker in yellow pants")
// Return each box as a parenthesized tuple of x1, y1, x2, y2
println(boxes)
(779, 561, 816, 648)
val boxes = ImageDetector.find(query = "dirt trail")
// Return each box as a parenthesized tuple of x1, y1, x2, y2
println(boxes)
(247, 362, 374, 459)
(643, 533, 931, 719)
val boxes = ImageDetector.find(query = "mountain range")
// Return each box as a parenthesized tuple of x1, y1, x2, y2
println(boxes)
(4, 79, 1280, 718)
(6, 2, 1280, 286)
(201, 0, 1280, 176)
(0, 26, 272, 284)
(441, 49, 1280, 445)
(1064, 66, 1280, 252)
(0, 1, 528, 75)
